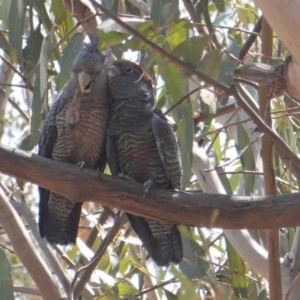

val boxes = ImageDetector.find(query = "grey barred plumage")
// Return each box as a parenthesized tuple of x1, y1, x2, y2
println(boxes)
(38, 42, 108, 244)
(106, 60, 183, 266)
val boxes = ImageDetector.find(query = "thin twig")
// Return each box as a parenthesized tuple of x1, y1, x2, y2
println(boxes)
(206, 133, 263, 171)
(7, 97, 30, 123)
(284, 272, 300, 300)
(0, 83, 28, 89)
(0, 55, 34, 91)
(90, 0, 231, 94)
(217, 171, 263, 175)
(164, 87, 202, 115)
(13, 286, 41, 296)
(72, 213, 127, 299)
(239, 16, 263, 61)
(135, 278, 178, 297)
(195, 118, 252, 141)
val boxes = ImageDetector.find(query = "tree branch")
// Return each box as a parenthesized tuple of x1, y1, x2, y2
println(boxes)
(1, 144, 300, 229)
(0, 189, 61, 300)
(232, 83, 300, 177)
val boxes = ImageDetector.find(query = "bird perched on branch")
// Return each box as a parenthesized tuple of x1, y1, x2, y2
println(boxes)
(106, 60, 183, 266)
(38, 42, 108, 244)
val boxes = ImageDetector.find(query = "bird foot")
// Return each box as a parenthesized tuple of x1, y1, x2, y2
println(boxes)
(77, 161, 90, 169)
(143, 179, 154, 196)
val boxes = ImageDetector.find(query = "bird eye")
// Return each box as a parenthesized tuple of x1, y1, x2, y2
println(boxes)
(125, 67, 132, 73)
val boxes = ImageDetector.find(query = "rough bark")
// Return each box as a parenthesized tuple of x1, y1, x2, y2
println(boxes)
(253, 0, 300, 100)
(1, 144, 300, 229)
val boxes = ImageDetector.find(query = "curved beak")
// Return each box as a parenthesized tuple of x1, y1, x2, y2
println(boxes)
(107, 65, 120, 79)
(77, 71, 92, 94)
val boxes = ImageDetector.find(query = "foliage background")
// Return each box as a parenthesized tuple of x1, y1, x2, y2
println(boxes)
(0, 0, 295, 299)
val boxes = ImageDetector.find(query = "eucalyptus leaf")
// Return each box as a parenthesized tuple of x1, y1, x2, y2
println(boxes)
(225, 238, 248, 299)
(218, 35, 240, 86)
(258, 289, 269, 300)
(236, 124, 256, 195)
(151, 0, 180, 27)
(160, 63, 193, 187)
(23, 25, 43, 77)
(0, 34, 10, 56)
(0, 248, 13, 300)
(50, 0, 67, 25)
(167, 19, 190, 47)
(32, 0, 54, 33)
(199, 49, 222, 80)
(212, 0, 225, 13)
(8, 0, 25, 64)
(102, 0, 118, 14)
(56, 33, 84, 90)
(178, 226, 209, 279)
(116, 278, 138, 296)
(164, 289, 179, 300)
(100, 18, 155, 35)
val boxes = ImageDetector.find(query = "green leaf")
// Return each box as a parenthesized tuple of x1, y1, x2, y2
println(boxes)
(164, 289, 179, 300)
(150, 0, 164, 27)
(183, 36, 212, 66)
(23, 25, 43, 76)
(258, 289, 269, 300)
(100, 18, 155, 35)
(225, 238, 248, 299)
(178, 226, 209, 279)
(50, 0, 67, 25)
(218, 35, 240, 86)
(56, 33, 84, 90)
(102, 0, 119, 14)
(213, 12, 232, 25)
(160, 63, 183, 101)
(99, 31, 127, 50)
(0, 0, 11, 30)
(236, 124, 256, 195)
(212, 0, 225, 13)
(8, 0, 26, 63)
(162, 2, 180, 25)
(175, 102, 193, 188)
(170, 264, 198, 299)
(0, 33, 11, 56)
(166, 19, 190, 47)
(116, 278, 138, 296)
(199, 89, 217, 115)
(0, 248, 14, 300)
(199, 49, 222, 80)
(151, 0, 180, 27)
(97, 252, 111, 271)
(19, 70, 42, 151)
(99, 18, 155, 49)
(32, 0, 54, 33)
(160, 63, 193, 187)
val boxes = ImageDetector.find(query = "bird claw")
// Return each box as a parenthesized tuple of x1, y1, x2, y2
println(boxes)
(77, 161, 90, 169)
(143, 179, 154, 197)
